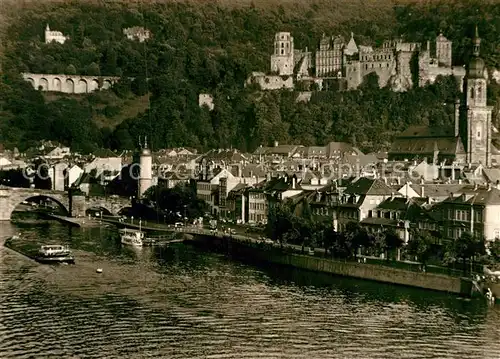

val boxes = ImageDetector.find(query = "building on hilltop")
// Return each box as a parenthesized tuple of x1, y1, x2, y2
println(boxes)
(247, 29, 471, 93)
(45, 24, 69, 44)
(270, 32, 294, 76)
(418, 32, 466, 87)
(389, 27, 499, 168)
(315, 33, 345, 78)
(123, 26, 151, 43)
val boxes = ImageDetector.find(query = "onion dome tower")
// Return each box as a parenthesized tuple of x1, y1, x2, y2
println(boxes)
(459, 25, 492, 167)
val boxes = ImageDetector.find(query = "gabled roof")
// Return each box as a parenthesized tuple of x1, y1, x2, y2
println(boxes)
(264, 176, 302, 192)
(93, 148, 119, 158)
(410, 183, 466, 198)
(344, 177, 394, 196)
(445, 186, 500, 206)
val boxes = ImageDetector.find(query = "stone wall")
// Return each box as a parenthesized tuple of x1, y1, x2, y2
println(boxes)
(22, 73, 119, 94)
(194, 235, 472, 295)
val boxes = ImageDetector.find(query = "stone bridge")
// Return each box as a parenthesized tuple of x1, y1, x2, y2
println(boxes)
(0, 186, 131, 221)
(22, 73, 120, 94)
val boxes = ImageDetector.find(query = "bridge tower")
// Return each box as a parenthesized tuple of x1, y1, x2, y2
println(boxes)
(138, 136, 152, 199)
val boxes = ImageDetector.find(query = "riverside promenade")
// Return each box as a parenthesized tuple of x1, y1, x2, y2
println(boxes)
(97, 218, 472, 296)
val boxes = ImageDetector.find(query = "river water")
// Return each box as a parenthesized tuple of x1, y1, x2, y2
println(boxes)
(0, 219, 499, 358)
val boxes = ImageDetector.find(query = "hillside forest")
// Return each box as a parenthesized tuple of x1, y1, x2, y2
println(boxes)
(1, 0, 500, 154)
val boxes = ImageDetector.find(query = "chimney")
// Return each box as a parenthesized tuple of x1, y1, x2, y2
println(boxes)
(421, 185, 424, 197)
(391, 192, 395, 201)
(454, 99, 460, 137)
(292, 176, 296, 189)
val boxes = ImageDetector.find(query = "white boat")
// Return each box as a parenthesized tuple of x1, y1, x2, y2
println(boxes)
(120, 228, 145, 246)
(36, 244, 75, 264)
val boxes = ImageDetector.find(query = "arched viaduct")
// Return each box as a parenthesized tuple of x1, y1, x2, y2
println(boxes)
(0, 186, 130, 221)
(22, 73, 120, 94)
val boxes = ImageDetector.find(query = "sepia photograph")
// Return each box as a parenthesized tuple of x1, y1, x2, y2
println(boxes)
(0, 0, 499, 358)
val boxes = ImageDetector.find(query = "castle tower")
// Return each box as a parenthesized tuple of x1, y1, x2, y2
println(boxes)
(270, 32, 294, 76)
(436, 32, 452, 67)
(459, 26, 492, 167)
(138, 136, 153, 198)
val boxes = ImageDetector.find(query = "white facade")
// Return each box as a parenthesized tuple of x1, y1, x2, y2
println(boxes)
(67, 165, 84, 188)
(84, 157, 122, 177)
(199, 94, 214, 111)
(0, 157, 12, 167)
(139, 149, 153, 198)
(49, 162, 68, 191)
(45, 24, 68, 44)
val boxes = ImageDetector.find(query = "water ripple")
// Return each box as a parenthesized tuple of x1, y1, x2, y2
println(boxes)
(1, 221, 500, 358)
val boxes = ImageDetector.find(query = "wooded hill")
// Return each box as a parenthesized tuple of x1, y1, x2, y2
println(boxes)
(0, 0, 499, 153)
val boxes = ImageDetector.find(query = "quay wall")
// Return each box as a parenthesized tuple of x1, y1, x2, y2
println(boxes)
(189, 235, 472, 296)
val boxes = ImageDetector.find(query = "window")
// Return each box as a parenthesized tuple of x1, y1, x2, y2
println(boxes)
(281, 49, 284, 55)
(471, 88, 475, 99)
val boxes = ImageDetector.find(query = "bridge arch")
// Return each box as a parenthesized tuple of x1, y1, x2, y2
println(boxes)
(39, 78, 49, 91)
(65, 78, 74, 93)
(8, 194, 70, 221)
(76, 79, 88, 93)
(90, 79, 99, 92)
(26, 77, 35, 88)
(53, 77, 62, 91)
(85, 197, 131, 217)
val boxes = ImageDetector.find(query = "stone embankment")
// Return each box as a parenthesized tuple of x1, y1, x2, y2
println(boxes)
(187, 234, 473, 296)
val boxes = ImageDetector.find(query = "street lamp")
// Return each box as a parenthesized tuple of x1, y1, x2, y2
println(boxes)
(183, 205, 187, 227)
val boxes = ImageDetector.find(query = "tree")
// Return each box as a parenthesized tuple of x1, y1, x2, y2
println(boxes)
(488, 238, 500, 263)
(446, 232, 485, 274)
(266, 201, 294, 248)
(406, 230, 434, 267)
(33, 159, 52, 190)
(345, 222, 372, 259)
(384, 228, 404, 260)
(86, 62, 101, 76)
(65, 64, 77, 75)
(143, 184, 208, 222)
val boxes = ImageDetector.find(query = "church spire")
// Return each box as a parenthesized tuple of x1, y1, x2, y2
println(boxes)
(472, 24, 481, 56)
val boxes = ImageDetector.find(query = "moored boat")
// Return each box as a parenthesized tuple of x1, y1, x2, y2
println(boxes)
(120, 228, 145, 246)
(35, 244, 75, 264)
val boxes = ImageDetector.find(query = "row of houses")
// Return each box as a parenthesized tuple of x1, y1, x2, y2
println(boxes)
(195, 171, 500, 244)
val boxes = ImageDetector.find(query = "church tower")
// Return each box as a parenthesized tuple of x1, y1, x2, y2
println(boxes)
(459, 26, 492, 167)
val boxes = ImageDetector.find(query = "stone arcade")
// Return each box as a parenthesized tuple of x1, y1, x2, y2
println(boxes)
(22, 73, 120, 94)
(0, 186, 130, 221)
